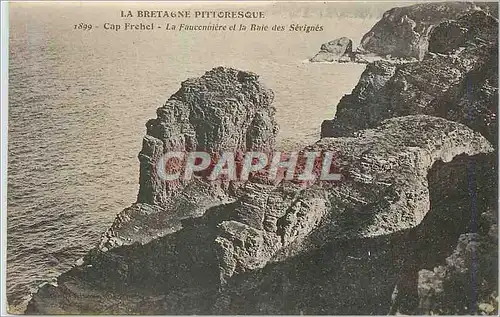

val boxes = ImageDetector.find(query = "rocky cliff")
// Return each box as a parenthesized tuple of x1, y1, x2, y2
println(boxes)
(358, 2, 497, 60)
(26, 4, 498, 315)
(318, 6, 499, 315)
(138, 67, 278, 205)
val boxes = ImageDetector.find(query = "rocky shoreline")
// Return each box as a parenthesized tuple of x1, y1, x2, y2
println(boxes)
(25, 2, 498, 315)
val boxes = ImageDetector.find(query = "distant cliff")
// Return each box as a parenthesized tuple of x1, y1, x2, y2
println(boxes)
(358, 2, 497, 60)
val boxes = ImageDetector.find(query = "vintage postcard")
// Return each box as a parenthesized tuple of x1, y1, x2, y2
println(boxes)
(3, 0, 498, 315)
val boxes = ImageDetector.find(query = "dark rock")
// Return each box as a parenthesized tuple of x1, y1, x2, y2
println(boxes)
(310, 37, 354, 63)
(429, 10, 498, 54)
(321, 60, 397, 136)
(390, 153, 498, 314)
(427, 20, 468, 54)
(358, 2, 497, 60)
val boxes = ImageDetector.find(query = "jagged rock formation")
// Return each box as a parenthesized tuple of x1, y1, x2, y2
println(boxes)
(310, 37, 354, 63)
(322, 9, 498, 146)
(358, 2, 496, 60)
(138, 67, 278, 205)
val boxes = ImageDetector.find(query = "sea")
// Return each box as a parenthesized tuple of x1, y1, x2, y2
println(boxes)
(7, 1, 392, 311)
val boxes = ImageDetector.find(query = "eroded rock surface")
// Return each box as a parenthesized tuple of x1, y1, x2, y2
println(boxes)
(24, 7, 499, 313)
(215, 115, 493, 283)
(216, 153, 496, 315)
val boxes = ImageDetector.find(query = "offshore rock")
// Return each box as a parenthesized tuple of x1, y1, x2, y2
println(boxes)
(322, 10, 498, 145)
(358, 2, 495, 60)
(310, 37, 354, 62)
(138, 66, 278, 205)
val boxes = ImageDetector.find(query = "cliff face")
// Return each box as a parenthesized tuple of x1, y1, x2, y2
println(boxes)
(358, 2, 497, 60)
(323, 10, 498, 146)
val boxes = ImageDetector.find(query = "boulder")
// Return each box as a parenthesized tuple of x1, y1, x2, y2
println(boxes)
(310, 37, 354, 62)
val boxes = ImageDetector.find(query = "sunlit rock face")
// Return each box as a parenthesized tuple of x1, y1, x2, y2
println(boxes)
(138, 66, 278, 205)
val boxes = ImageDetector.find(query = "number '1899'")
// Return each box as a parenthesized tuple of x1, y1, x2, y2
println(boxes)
(74, 23, 92, 31)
